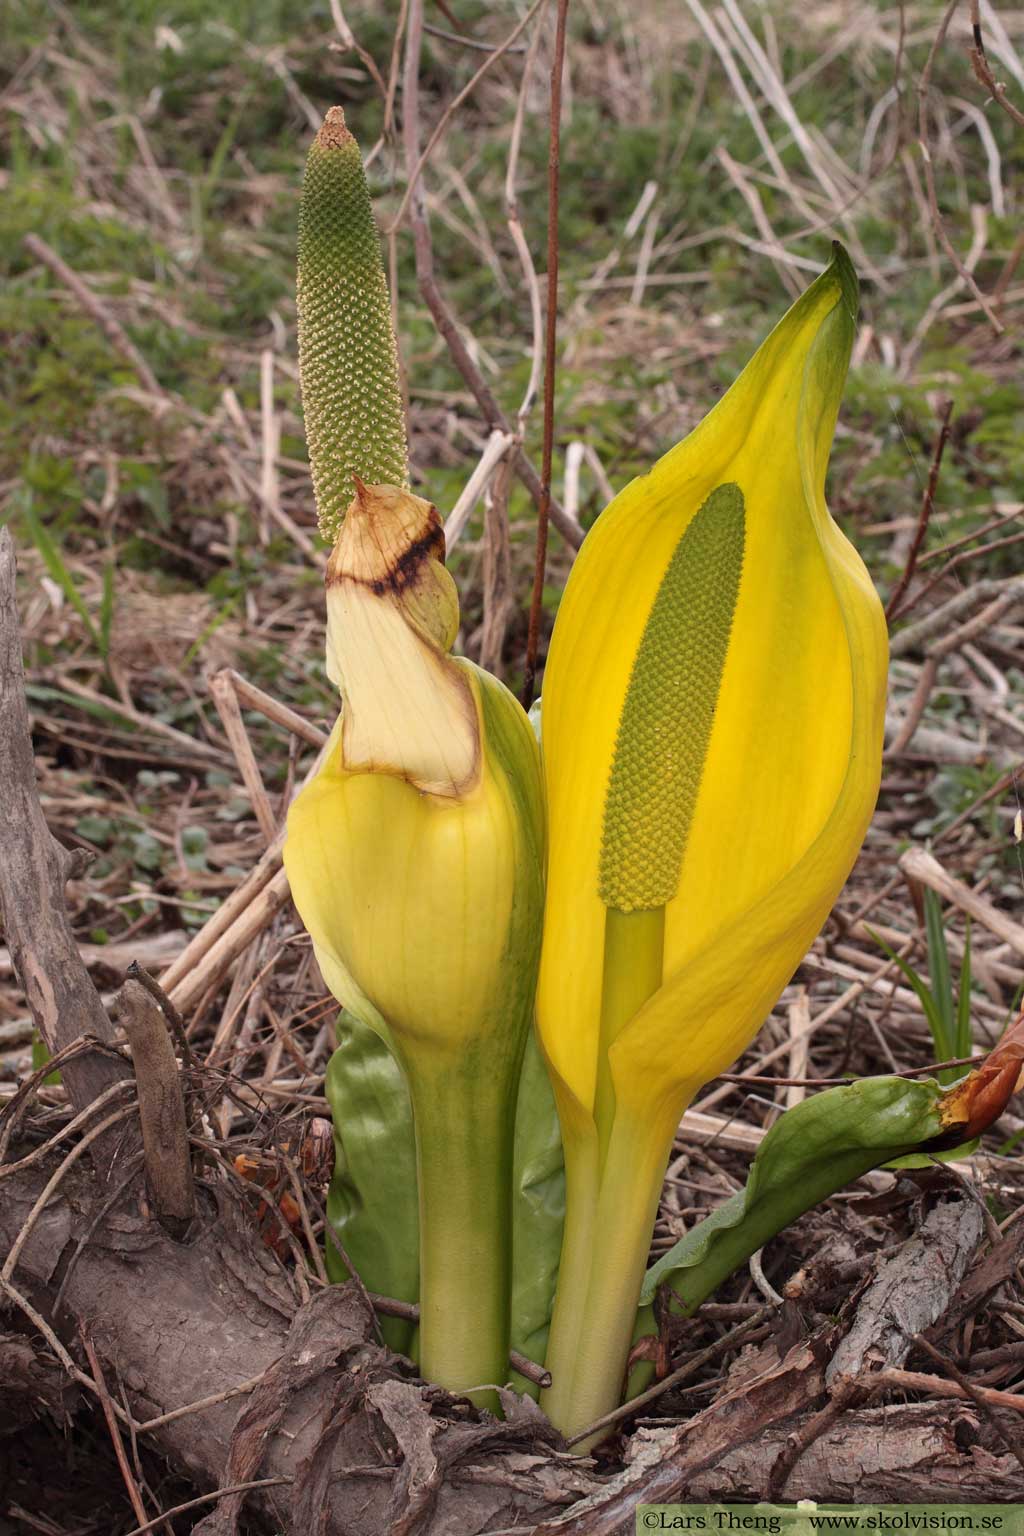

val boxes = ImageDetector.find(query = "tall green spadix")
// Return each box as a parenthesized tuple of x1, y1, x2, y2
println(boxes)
(298, 107, 409, 537)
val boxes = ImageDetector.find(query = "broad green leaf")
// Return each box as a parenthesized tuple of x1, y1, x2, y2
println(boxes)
(324, 1009, 419, 1354)
(324, 1013, 565, 1388)
(638, 1075, 950, 1315)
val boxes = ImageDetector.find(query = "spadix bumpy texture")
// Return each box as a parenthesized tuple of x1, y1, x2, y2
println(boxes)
(298, 108, 409, 539)
(600, 484, 745, 911)
(537, 245, 889, 1439)
(282, 478, 545, 1403)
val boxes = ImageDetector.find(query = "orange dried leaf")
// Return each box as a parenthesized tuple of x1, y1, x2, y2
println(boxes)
(939, 1009, 1024, 1142)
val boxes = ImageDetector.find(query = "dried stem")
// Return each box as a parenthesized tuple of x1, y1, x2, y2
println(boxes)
(115, 978, 196, 1238)
(400, 0, 582, 551)
(523, 0, 570, 706)
(917, 0, 1003, 335)
(886, 398, 953, 622)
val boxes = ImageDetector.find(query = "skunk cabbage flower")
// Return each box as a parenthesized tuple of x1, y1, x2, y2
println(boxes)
(536, 246, 888, 1438)
(284, 482, 545, 1404)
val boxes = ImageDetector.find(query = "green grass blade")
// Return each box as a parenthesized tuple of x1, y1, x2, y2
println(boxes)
(923, 888, 955, 1058)
(19, 492, 101, 650)
(954, 917, 973, 1064)
(182, 594, 238, 667)
(868, 926, 947, 1058)
(98, 559, 115, 662)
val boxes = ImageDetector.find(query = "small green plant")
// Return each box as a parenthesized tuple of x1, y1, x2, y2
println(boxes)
(872, 889, 973, 1085)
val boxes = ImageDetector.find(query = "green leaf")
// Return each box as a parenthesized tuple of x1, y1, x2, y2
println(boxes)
(98, 559, 115, 662)
(868, 927, 948, 1060)
(510, 1030, 565, 1397)
(324, 1009, 419, 1355)
(32, 1031, 61, 1086)
(131, 831, 164, 872)
(19, 490, 101, 650)
(638, 1075, 951, 1314)
(323, 1013, 565, 1387)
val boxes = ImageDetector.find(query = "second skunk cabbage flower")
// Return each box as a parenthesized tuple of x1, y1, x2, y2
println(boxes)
(536, 246, 888, 1439)
(284, 480, 545, 1406)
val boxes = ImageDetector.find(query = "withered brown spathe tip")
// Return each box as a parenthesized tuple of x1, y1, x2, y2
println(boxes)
(327, 483, 446, 595)
(938, 1008, 1024, 1143)
(316, 106, 354, 151)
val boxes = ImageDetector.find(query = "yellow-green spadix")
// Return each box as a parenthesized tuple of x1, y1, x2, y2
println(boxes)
(283, 479, 545, 1406)
(536, 245, 888, 1439)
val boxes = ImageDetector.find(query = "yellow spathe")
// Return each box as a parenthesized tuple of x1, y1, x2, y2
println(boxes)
(536, 245, 887, 1126)
(283, 677, 522, 1052)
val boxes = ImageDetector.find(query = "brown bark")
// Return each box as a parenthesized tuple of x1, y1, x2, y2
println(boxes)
(0, 529, 133, 1132)
(0, 1152, 595, 1534)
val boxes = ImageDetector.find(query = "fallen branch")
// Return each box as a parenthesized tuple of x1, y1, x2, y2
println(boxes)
(0, 1152, 593, 1535)
(0, 529, 133, 1137)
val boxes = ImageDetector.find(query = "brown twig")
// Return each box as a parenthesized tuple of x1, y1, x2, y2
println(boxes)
(115, 978, 196, 1238)
(899, 845, 1024, 957)
(914, 1334, 1024, 1475)
(917, 0, 1003, 335)
(328, 0, 389, 101)
(479, 453, 516, 676)
(119, 1480, 291, 1536)
(389, 0, 546, 237)
(22, 233, 168, 400)
(968, 0, 1024, 129)
(0, 1048, 131, 1168)
(215, 668, 327, 750)
(767, 1377, 865, 1502)
(133, 1373, 268, 1435)
(716, 1053, 981, 1088)
(399, 0, 582, 552)
(522, 0, 570, 707)
(902, 525, 1024, 619)
(887, 654, 939, 755)
(886, 398, 953, 622)
(209, 668, 278, 843)
(364, 1288, 553, 1388)
(564, 1305, 771, 1447)
(0, 1271, 135, 1429)
(1, 1105, 138, 1286)
(866, 1365, 1024, 1414)
(81, 1328, 153, 1531)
